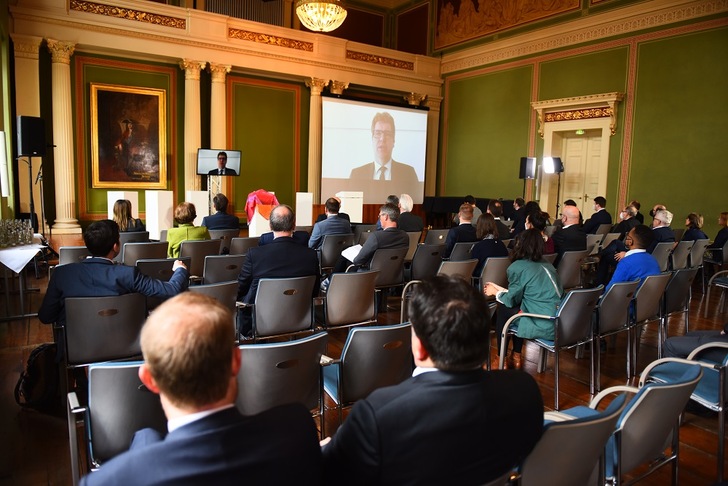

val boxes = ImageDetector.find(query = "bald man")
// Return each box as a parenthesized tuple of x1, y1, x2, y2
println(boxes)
(551, 205, 587, 266)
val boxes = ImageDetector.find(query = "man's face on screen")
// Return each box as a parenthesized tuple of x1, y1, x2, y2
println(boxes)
(372, 121, 395, 164)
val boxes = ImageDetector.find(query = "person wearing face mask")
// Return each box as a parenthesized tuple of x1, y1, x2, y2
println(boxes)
(582, 196, 612, 234)
(611, 205, 640, 239)
(605, 225, 660, 292)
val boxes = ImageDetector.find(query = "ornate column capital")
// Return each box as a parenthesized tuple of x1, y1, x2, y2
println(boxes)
(10, 34, 42, 60)
(423, 95, 442, 111)
(179, 60, 206, 80)
(209, 63, 231, 83)
(46, 39, 76, 64)
(404, 92, 426, 106)
(329, 80, 349, 96)
(305, 77, 328, 96)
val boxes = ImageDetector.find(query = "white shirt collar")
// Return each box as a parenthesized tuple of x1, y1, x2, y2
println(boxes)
(374, 160, 392, 180)
(624, 248, 646, 257)
(167, 403, 235, 433)
(412, 366, 439, 377)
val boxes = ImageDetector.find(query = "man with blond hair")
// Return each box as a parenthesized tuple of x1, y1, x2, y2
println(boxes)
(443, 203, 477, 259)
(81, 292, 322, 485)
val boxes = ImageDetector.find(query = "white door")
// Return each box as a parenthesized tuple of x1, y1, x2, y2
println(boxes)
(560, 130, 603, 216)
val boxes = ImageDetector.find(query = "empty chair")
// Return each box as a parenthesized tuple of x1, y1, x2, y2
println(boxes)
(229, 236, 260, 256)
(407, 243, 445, 281)
(318, 233, 355, 275)
(672, 228, 685, 241)
(317, 270, 378, 330)
(404, 231, 422, 262)
(114, 231, 150, 263)
(202, 254, 245, 284)
(688, 238, 711, 293)
(586, 234, 603, 256)
(670, 240, 693, 270)
(322, 323, 412, 429)
(67, 361, 166, 484)
(189, 281, 238, 315)
(423, 228, 449, 245)
(474, 255, 510, 291)
(705, 269, 728, 317)
(244, 275, 316, 340)
(629, 272, 672, 375)
(208, 228, 240, 254)
(651, 241, 674, 273)
(58, 246, 91, 265)
(135, 257, 191, 311)
(236, 332, 327, 436)
(295, 225, 313, 235)
(704, 239, 728, 286)
(179, 239, 222, 279)
(437, 258, 478, 280)
(557, 250, 590, 290)
(121, 241, 168, 266)
(367, 248, 408, 309)
(448, 241, 474, 261)
(662, 267, 698, 335)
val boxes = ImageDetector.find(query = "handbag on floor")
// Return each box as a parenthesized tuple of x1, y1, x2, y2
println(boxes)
(14, 343, 62, 414)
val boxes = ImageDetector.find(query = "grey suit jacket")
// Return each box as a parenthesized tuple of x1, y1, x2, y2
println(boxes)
(309, 215, 352, 249)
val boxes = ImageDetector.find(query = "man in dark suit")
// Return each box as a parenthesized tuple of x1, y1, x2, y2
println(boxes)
(258, 230, 310, 246)
(397, 193, 424, 233)
(487, 199, 511, 240)
(207, 151, 237, 175)
(38, 219, 188, 327)
(646, 208, 675, 253)
(201, 193, 239, 230)
(443, 203, 477, 259)
(237, 205, 319, 336)
(80, 292, 322, 486)
(582, 196, 613, 234)
(321, 276, 544, 485)
(551, 205, 587, 266)
(510, 197, 526, 236)
(309, 197, 352, 250)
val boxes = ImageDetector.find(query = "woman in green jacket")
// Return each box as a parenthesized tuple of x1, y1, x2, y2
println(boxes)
(167, 201, 211, 258)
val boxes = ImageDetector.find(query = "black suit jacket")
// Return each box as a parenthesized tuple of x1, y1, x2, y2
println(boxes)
(258, 230, 310, 247)
(494, 219, 511, 240)
(551, 225, 587, 266)
(237, 237, 319, 303)
(510, 207, 526, 236)
(397, 212, 424, 233)
(208, 167, 237, 175)
(316, 212, 350, 224)
(201, 211, 239, 230)
(443, 224, 477, 258)
(323, 369, 543, 486)
(81, 405, 322, 486)
(646, 226, 675, 254)
(611, 218, 639, 239)
(582, 209, 613, 234)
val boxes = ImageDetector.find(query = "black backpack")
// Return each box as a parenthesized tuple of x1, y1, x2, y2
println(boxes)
(14, 343, 62, 414)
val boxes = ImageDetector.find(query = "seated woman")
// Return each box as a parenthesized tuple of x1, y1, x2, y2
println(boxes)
(526, 210, 555, 254)
(484, 229, 563, 369)
(682, 212, 708, 241)
(471, 214, 508, 276)
(167, 202, 210, 258)
(113, 199, 145, 232)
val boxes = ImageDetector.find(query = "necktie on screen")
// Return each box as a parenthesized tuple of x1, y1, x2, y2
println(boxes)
(219, 169, 223, 175)
(377, 166, 386, 181)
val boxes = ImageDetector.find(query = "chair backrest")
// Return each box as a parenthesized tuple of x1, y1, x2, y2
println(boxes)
(253, 276, 316, 338)
(409, 244, 445, 281)
(121, 241, 168, 266)
(542, 253, 557, 265)
(236, 332, 328, 415)
(601, 233, 621, 249)
(58, 246, 91, 265)
(159, 229, 167, 242)
(555, 286, 603, 346)
(670, 240, 693, 270)
(663, 267, 699, 316)
(295, 225, 313, 235)
(651, 242, 674, 272)
(114, 232, 150, 262)
(633, 273, 671, 323)
(449, 241, 474, 261)
(672, 228, 685, 241)
(586, 234, 603, 255)
(519, 395, 627, 486)
(179, 239, 223, 277)
(208, 228, 240, 253)
(189, 281, 238, 314)
(688, 238, 711, 268)
(423, 228, 449, 245)
(596, 224, 612, 236)
(87, 362, 166, 465)
(544, 225, 557, 237)
(229, 236, 260, 256)
(437, 259, 478, 280)
(324, 270, 378, 328)
(404, 231, 422, 261)
(337, 323, 413, 404)
(369, 247, 408, 288)
(557, 250, 590, 289)
(353, 224, 377, 244)
(202, 254, 245, 284)
(478, 256, 511, 288)
(597, 280, 640, 335)
(135, 257, 191, 281)
(64, 293, 147, 366)
(319, 233, 356, 270)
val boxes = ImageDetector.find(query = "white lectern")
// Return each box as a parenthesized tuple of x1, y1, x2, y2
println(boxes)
(107, 191, 138, 220)
(185, 190, 209, 227)
(295, 192, 314, 226)
(337, 191, 363, 223)
(145, 191, 173, 240)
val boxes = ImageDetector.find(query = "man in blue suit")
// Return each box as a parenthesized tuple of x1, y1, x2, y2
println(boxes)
(80, 292, 322, 486)
(201, 193, 239, 230)
(308, 197, 352, 250)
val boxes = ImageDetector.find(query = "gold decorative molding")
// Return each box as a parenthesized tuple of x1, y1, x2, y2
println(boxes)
(228, 28, 314, 52)
(329, 80, 349, 95)
(209, 63, 231, 83)
(404, 93, 426, 106)
(70, 0, 186, 29)
(46, 39, 76, 64)
(346, 51, 414, 71)
(532, 92, 624, 137)
(305, 78, 329, 96)
(179, 60, 206, 81)
(423, 95, 443, 111)
(11, 35, 42, 60)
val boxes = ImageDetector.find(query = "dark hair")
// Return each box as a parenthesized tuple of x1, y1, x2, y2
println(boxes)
(476, 213, 498, 239)
(686, 212, 703, 229)
(527, 211, 548, 232)
(629, 200, 641, 211)
(564, 199, 577, 207)
(629, 225, 654, 250)
(464, 195, 476, 205)
(408, 276, 490, 371)
(213, 193, 229, 213)
(511, 228, 544, 262)
(217, 151, 227, 161)
(83, 220, 120, 257)
(385, 194, 400, 206)
(487, 199, 503, 217)
(380, 202, 400, 222)
(270, 204, 295, 232)
(594, 196, 606, 208)
(325, 197, 340, 214)
(523, 201, 541, 216)
(515, 197, 525, 207)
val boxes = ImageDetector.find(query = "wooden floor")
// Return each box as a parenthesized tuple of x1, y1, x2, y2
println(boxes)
(0, 234, 725, 485)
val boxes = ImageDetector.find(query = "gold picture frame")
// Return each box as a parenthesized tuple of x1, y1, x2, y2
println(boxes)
(90, 83, 167, 189)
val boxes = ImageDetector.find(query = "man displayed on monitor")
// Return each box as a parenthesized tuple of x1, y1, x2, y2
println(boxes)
(208, 151, 237, 176)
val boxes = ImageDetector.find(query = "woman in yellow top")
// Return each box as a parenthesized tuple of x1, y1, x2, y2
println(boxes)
(167, 202, 210, 258)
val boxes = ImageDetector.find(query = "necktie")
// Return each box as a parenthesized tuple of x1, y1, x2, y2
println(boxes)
(377, 166, 386, 181)
(219, 169, 222, 175)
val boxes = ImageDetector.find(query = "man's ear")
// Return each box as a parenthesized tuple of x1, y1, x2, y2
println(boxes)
(139, 364, 160, 395)
(411, 330, 429, 362)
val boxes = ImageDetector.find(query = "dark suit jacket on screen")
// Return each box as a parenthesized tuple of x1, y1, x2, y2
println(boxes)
(80, 405, 322, 486)
(201, 211, 239, 230)
(322, 369, 543, 486)
(208, 167, 237, 175)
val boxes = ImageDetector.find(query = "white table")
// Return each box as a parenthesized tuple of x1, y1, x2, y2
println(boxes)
(0, 243, 44, 322)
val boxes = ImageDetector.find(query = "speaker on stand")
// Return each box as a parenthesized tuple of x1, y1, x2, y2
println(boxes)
(518, 157, 536, 199)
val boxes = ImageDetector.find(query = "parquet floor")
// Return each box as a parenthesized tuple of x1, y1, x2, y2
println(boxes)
(0, 233, 725, 485)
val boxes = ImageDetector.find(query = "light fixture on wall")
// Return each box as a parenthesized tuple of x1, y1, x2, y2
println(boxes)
(295, 0, 347, 32)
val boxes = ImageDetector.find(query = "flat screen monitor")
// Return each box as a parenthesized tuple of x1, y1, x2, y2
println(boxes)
(320, 97, 428, 204)
(197, 149, 241, 176)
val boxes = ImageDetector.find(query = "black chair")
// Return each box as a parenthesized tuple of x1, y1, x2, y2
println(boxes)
(114, 231, 150, 263)
(202, 254, 245, 284)
(208, 228, 240, 254)
(229, 237, 260, 256)
(406, 243, 445, 281)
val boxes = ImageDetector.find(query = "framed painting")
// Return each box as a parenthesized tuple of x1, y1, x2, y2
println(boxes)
(90, 83, 167, 189)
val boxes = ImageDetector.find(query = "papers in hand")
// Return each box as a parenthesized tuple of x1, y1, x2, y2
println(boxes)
(341, 244, 362, 262)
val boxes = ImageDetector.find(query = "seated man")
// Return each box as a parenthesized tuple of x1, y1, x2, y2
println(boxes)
(443, 203, 477, 259)
(487, 199, 512, 240)
(80, 292, 322, 485)
(664, 322, 728, 363)
(605, 225, 661, 292)
(343, 202, 408, 270)
(201, 193, 239, 230)
(315, 196, 350, 223)
(452, 195, 482, 226)
(611, 204, 640, 239)
(551, 205, 586, 266)
(582, 196, 612, 234)
(322, 276, 544, 485)
(308, 197, 352, 250)
(647, 208, 675, 253)
(397, 193, 424, 233)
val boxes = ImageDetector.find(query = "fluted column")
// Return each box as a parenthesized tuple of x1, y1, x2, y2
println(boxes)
(10, 34, 42, 221)
(305, 78, 329, 203)
(47, 39, 81, 233)
(180, 59, 206, 192)
(209, 63, 231, 150)
(423, 96, 442, 197)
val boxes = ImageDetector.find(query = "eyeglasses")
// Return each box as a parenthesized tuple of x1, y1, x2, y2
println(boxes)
(372, 130, 394, 140)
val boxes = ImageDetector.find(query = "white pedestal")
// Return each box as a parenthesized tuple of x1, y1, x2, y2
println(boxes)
(295, 192, 314, 226)
(185, 190, 210, 227)
(248, 206, 274, 237)
(337, 191, 363, 223)
(107, 191, 139, 219)
(145, 191, 173, 240)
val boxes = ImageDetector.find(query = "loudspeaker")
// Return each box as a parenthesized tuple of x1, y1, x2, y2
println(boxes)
(519, 157, 536, 179)
(17, 116, 46, 157)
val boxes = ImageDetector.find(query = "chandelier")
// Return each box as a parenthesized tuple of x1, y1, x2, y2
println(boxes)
(295, 0, 348, 32)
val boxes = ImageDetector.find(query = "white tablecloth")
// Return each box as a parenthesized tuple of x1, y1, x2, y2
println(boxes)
(0, 244, 44, 273)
